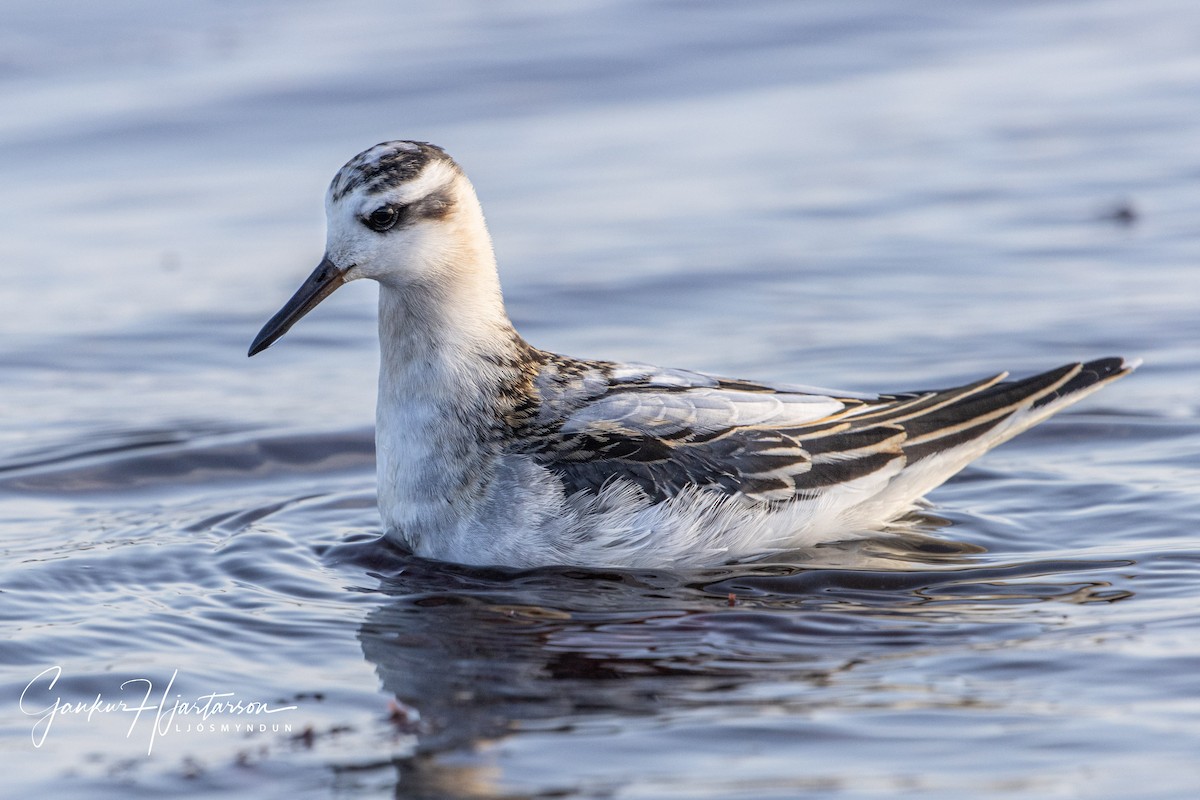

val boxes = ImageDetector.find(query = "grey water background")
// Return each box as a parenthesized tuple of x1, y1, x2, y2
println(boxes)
(3, 0, 1200, 797)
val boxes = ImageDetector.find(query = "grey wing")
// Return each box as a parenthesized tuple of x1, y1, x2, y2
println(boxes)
(529, 357, 1133, 505)
(530, 362, 906, 504)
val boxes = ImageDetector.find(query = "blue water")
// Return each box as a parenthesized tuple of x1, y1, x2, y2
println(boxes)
(3, 1, 1200, 797)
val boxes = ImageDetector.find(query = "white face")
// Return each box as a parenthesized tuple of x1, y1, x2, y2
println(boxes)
(325, 156, 464, 287)
(249, 141, 475, 356)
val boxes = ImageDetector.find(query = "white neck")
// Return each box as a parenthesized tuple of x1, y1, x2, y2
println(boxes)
(372, 187, 527, 549)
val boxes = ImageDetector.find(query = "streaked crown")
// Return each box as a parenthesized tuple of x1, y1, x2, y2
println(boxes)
(329, 140, 460, 202)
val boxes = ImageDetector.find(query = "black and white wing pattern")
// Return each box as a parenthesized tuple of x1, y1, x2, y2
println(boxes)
(522, 356, 1133, 506)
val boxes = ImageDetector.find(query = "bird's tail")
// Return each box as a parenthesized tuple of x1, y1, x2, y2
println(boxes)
(847, 356, 1137, 522)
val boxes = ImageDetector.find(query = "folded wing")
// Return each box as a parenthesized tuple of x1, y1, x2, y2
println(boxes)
(531, 357, 1134, 506)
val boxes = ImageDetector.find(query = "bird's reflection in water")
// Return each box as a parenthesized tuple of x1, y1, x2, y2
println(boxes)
(345, 513, 1130, 798)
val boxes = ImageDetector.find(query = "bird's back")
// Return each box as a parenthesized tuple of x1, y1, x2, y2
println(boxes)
(508, 355, 1134, 560)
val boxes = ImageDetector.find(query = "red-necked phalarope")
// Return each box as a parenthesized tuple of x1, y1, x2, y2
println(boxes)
(249, 140, 1137, 569)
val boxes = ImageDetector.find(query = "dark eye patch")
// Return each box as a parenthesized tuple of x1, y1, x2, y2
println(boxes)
(412, 190, 454, 221)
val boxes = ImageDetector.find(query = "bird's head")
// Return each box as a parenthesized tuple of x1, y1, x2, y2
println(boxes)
(249, 140, 492, 356)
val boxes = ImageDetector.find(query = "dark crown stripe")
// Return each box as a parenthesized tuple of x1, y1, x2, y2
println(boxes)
(329, 140, 459, 201)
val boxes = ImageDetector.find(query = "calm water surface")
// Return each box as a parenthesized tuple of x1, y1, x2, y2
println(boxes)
(3, 1, 1200, 797)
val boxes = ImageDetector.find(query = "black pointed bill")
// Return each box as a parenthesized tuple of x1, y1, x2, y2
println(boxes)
(248, 256, 347, 356)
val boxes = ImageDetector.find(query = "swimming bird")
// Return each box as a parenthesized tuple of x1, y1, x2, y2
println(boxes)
(249, 140, 1135, 569)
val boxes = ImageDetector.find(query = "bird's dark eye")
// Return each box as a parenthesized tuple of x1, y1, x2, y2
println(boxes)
(364, 205, 401, 232)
